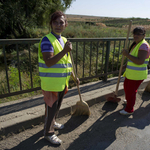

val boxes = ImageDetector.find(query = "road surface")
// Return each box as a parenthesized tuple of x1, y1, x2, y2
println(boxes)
(1, 89, 150, 150)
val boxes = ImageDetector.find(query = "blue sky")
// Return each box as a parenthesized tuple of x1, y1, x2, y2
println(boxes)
(65, 0, 150, 18)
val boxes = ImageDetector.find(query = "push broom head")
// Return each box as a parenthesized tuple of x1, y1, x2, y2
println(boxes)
(105, 92, 121, 103)
(71, 100, 91, 116)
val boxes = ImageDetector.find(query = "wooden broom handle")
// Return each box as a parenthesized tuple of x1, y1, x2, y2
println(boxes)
(70, 51, 83, 102)
(115, 20, 132, 96)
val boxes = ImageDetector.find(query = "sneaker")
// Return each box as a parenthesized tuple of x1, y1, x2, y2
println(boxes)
(44, 134, 62, 145)
(119, 110, 133, 115)
(54, 122, 64, 130)
(123, 99, 127, 104)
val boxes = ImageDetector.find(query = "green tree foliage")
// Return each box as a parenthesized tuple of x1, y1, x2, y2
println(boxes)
(0, 0, 74, 38)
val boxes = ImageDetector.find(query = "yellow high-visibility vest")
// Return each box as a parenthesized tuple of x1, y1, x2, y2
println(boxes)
(38, 33, 72, 91)
(124, 39, 149, 80)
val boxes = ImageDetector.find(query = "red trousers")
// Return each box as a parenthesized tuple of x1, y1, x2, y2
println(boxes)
(124, 78, 143, 113)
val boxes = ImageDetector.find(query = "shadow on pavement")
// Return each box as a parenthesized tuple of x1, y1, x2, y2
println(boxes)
(65, 92, 150, 150)
(0, 97, 44, 116)
(6, 130, 47, 150)
(4, 90, 150, 150)
(58, 115, 89, 135)
(7, 129, 67, 150)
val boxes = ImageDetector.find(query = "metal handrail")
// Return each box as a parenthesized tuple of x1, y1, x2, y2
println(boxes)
(0, 37, 150, 99)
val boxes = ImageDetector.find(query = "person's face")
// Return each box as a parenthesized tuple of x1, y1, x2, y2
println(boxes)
(51, 16, 66, 35)
(133, 32, 145, 44)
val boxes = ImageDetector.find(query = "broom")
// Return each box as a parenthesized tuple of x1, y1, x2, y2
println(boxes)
(70, 51, 90, 116)
(106, 20, 132, 102)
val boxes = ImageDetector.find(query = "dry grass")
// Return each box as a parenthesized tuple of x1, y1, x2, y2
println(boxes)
(66, 14, 115, 23)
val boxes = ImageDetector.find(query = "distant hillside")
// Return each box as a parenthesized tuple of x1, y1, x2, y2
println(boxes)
(66, 14, 116, 22)
(66, 14, 150, 29)
(66, 14, 117, 19)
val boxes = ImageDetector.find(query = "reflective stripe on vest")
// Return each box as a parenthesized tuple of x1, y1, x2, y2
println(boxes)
(39, 62, 72, 68)
(39, 72, 72, 77)
(127, 65, 147, 71)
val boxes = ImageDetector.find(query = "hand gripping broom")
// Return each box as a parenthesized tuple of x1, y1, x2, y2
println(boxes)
(70, 51, 90, 116)
(106, 20, 132, 102)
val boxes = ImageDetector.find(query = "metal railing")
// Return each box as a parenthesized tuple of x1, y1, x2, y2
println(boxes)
(0, 37, 150, 99)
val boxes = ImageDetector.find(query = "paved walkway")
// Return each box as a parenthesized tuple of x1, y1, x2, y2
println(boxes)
(0, 75, 150, 138)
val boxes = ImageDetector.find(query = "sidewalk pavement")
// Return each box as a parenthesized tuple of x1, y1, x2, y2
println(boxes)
(0, 75, 150, 138)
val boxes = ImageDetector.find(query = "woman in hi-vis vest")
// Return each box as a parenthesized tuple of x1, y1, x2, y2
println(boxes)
(120, 26, 150, 115)
(38, 11, 79, 145)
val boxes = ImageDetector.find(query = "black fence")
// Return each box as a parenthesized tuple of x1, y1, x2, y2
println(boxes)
(0, 37, 150, 98)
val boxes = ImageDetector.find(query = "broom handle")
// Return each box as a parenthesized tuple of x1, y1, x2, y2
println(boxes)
(115, 20, 132, 96)
(70, 51, 83, 102)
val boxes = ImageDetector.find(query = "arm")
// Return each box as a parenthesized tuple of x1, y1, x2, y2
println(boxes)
(122, 49, 147, 65)
(42, 41, 72, 67)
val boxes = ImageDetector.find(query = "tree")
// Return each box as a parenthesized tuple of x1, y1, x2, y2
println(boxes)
(0, 0, 75, 39)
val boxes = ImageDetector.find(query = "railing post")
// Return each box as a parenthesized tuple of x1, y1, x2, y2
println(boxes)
(104, 41, 110, 81)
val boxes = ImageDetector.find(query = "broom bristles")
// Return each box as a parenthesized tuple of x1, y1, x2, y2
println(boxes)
(71, 101, 91, 116)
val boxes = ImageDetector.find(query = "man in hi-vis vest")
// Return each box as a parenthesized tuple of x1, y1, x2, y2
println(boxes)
(120, 26, 150, 115)
(38, 11, 79, 145)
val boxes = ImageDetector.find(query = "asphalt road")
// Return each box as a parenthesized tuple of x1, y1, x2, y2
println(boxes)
(1, 89, 150, 150)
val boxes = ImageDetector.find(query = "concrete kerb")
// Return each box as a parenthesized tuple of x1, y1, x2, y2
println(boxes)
(0, 75, 150, 139)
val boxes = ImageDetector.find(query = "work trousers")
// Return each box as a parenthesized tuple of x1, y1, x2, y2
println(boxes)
(124, 78, 143, 113)
(43, 87, 66, 136)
